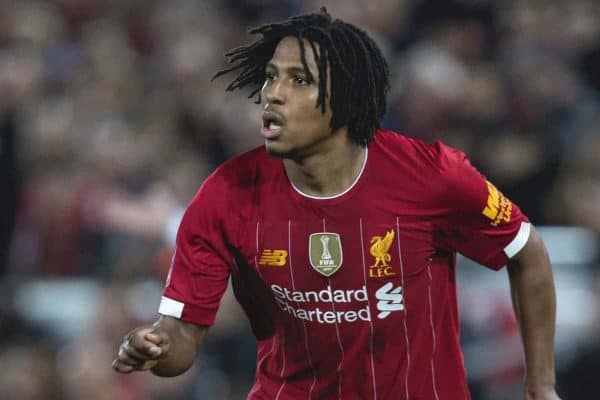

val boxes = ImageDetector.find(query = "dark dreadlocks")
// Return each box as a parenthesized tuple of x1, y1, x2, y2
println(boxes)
(212, 8, 390, 147)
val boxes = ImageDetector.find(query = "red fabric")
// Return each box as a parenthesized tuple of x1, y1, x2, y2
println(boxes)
(162, 130, 529, 399)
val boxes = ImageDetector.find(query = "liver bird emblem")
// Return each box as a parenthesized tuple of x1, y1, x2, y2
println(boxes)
(370, 229, 395, 268)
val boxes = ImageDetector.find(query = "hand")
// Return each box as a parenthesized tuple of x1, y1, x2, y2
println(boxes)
(112, 326, 171, 373)
(525, 387, 562, 400)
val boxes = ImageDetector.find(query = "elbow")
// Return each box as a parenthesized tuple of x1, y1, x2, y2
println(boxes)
(150, 359, 196, 377)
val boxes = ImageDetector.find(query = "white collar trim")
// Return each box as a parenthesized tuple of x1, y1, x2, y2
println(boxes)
(289, 147, 368, 200)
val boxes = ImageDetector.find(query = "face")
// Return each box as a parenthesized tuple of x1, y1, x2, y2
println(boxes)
(260, 36, 335, 159)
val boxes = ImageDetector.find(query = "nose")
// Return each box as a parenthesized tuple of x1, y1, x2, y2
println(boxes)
(262, 79, 285, 105)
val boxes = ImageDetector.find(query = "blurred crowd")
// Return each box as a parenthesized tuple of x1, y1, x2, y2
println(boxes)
(0, 0, 599, 399)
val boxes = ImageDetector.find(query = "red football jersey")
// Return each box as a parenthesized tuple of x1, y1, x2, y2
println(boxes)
(160, 130, 530, 400)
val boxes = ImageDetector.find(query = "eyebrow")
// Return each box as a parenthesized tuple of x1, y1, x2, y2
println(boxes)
(266, 62, 313, 76)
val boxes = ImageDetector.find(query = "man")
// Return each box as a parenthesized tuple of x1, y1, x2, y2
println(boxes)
(113, 9, 560, 400)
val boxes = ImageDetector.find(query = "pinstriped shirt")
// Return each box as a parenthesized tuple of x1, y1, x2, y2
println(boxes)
(160, 130, 530, 400)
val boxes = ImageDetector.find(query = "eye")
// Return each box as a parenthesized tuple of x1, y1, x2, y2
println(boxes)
(265, 72, 276, 82)
(293, 76, 309, 85)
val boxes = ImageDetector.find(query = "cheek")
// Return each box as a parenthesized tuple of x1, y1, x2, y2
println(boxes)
(297, 92, 331, 129)
(296, 109, 329, 136)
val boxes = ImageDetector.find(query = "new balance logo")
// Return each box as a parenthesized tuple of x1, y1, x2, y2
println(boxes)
(258, 250, 288, 266)
(375, 282, 404, 319)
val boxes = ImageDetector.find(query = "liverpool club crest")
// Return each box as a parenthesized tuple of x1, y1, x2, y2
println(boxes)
(309, 233, 343, 277)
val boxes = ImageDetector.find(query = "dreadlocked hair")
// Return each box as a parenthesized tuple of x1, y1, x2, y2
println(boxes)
(212, 7, 390, 146)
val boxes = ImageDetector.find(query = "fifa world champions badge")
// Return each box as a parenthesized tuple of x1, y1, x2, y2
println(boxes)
(309, 233, 343, 277)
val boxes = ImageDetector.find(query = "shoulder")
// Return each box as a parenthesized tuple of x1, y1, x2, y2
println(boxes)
(179, 146, 270, 240)
(187, 145, 276, 215)
(373, 129, 469, 176)
(371, 130, 482, 208)
(210, 146, 272, 186)
(197, 145, 279, 197)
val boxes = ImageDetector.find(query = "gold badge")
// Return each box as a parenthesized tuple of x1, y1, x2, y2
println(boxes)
(369, 230, 396, 278)
(309, 233, 343, 277)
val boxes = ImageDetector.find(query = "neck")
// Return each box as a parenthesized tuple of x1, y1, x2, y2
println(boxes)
(284, 132, 367, 198)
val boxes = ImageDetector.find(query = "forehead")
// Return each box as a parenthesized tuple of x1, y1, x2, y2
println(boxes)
(268, 36, 320, 73)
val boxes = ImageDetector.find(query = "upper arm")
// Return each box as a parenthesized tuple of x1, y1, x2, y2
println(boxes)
(432, 144, 530, 269)
(507, 227, 551, 274)
(160, 172, 234, 326)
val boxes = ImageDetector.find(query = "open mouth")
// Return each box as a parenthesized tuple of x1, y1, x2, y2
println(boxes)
(261, 111, 285, 139)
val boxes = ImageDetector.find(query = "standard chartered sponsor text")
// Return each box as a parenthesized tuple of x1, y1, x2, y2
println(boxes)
(271, 284, 371, 324)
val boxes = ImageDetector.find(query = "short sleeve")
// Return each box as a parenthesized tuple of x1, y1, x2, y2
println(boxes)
(159, 172, 233, 326)
(434, 145, 530, 270)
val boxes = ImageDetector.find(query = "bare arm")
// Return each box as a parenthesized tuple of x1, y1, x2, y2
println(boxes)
(507, 227, 561, 400)
(113, 315, 208, 377)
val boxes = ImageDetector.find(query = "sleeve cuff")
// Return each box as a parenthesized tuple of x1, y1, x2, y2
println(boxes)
(158, 296, 184, 318)
(504, 222, 531, 258)
(158, 295, 217, 326)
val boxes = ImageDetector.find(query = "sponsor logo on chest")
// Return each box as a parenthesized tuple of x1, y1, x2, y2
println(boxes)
(271, 282, 404, 324)
(375, 282, 404, 318)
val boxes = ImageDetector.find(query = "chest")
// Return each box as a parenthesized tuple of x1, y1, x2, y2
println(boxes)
(239, 203, 440, 292)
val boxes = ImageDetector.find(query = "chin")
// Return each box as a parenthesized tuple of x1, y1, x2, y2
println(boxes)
(264, 141, 293, 158)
